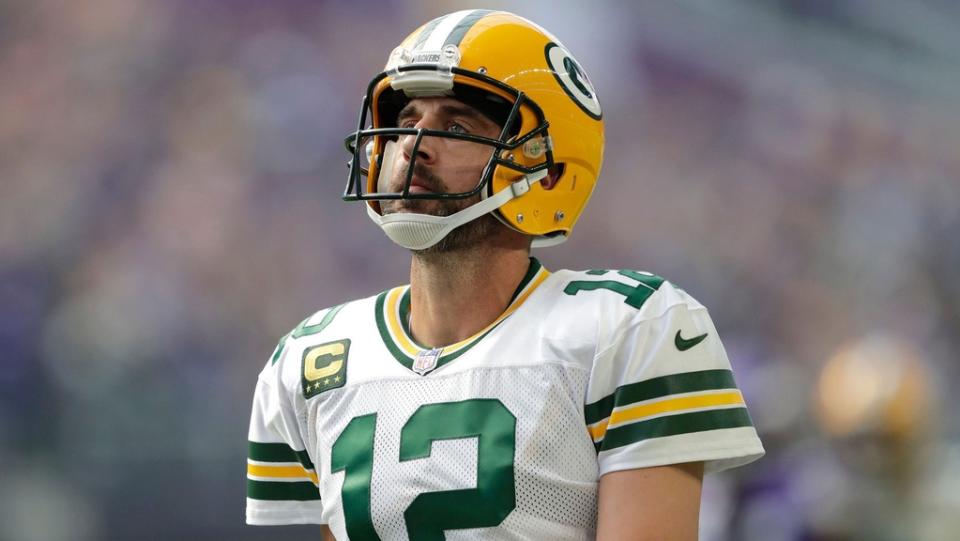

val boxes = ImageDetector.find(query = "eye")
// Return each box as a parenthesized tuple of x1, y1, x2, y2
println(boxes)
(448, 122, 468, 134)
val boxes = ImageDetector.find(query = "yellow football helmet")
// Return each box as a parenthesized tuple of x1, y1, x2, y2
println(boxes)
(344, 10, 604, 249)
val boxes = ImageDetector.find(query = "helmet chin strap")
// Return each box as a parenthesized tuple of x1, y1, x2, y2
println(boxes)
(367, 168, 548, 251)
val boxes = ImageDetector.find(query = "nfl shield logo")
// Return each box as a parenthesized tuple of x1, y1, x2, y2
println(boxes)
(413, 348, 443, 375)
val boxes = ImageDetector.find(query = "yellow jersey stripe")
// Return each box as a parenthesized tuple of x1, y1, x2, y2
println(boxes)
(385, 287, 419, 355)
(247, 464, 319, 485)
(588, 390, 745, 441)
(384, 266, 551, 358)
(443, 267, 550, 352)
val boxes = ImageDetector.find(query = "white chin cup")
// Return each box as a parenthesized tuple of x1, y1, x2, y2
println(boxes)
(367, 169, 547, 250)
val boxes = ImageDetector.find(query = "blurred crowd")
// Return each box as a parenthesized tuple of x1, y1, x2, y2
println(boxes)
(1, 1, 958, 540)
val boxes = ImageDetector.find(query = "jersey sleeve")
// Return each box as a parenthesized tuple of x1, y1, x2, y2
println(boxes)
(246, 337, 323, 525)
(584, 284, 764, 476)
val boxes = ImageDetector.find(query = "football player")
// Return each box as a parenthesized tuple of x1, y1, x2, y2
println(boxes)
(246, 10, 764, 540)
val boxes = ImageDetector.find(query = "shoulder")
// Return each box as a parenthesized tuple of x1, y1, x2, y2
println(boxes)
(260, 290, 385, 383)
(535, 266, 708, 334)
(516, 265, 711, 369)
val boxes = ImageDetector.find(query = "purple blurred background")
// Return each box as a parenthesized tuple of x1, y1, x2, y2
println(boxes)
(1, 1, 958, 539)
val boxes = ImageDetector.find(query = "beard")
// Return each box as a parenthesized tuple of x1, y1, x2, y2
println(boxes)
(418, 211, 500, 255)
(380, 163, 501, 255)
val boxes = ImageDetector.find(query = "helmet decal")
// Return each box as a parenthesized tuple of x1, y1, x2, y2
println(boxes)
(411, 9, 494, 52)
(442, 9, 494, 48)
(545, 42, 602, 120)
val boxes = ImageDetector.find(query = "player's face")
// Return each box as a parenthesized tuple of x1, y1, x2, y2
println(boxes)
(381, 97, 501, 217)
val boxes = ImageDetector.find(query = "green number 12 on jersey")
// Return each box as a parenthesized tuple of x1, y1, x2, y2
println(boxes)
(331, 399, 517, 541)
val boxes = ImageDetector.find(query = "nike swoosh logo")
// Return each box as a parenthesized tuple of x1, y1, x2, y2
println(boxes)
(675, 330, 708, 351)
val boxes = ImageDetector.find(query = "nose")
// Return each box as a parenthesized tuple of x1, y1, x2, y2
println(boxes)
(399, 117, 439, 165)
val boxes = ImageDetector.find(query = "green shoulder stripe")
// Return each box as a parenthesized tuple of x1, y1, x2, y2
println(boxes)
(585, 369, 737, 425)
(247, 479, 320, 501)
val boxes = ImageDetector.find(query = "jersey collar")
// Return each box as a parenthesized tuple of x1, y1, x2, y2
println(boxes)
(375, 258, 550, 375)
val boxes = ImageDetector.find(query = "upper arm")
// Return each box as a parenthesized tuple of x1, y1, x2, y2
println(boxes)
(596, 461, 704, 541)
(581, 276, 764, 475)
(246, 348, 323, 525)
(572, 275, 760, 537)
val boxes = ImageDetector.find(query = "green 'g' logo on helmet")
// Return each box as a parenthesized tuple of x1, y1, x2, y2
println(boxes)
(545, 42, 602, 120)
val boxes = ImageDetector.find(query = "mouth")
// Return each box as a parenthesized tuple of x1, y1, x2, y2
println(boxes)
(405, 180, 433, 194)
(394, 170, 439, 195)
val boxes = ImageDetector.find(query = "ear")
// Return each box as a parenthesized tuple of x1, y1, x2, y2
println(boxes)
(540, 163, 564, 190)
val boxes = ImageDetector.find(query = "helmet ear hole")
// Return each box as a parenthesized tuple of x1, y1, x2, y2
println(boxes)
(541, 163, 564, 190)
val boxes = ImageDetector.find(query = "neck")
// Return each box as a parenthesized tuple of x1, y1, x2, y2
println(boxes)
(408, 240, 532, 348)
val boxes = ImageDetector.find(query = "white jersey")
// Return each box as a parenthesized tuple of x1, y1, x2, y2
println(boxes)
(246, 259, 764, 539)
